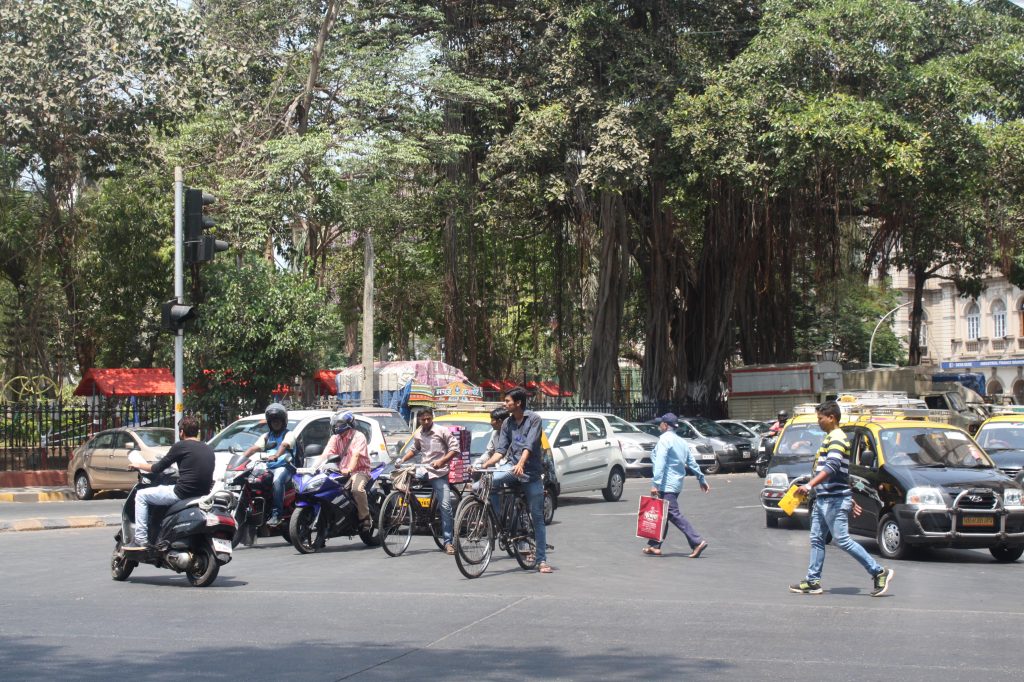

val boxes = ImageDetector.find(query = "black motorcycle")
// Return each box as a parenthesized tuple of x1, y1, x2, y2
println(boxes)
(221, 445, 306, 548)
(755, 435, 776, 478)
(111, 470, 237, 587)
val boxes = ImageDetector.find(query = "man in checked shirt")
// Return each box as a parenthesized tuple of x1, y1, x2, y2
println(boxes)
(394, 408, 460, 554)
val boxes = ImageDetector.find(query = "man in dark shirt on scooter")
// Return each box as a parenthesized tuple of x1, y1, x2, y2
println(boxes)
(124, 416, 215, 551)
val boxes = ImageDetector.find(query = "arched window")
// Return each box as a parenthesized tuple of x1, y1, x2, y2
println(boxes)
(1014, 379, 1024, 404)
(908, 311, 929, 352)
(1018, 299, 1024, 337)
(992, 299, 1007, 338)
(966, 302, 980, 341)
(988, 380, 1004, 396)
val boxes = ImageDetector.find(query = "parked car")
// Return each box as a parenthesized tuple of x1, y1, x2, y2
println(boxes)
(603, 414, 658, 477)
(67, 427, 175, 500)
(207, 409, 392, 483)
(536, 411, 629, 501)
(675, 417, 754, 474)
(717, 419, 761, 447)
(975, 413, 1024, 480)
(630, 421, 718, 475)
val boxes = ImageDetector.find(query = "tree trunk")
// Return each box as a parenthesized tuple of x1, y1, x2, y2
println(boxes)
(908, 262, 927, 366)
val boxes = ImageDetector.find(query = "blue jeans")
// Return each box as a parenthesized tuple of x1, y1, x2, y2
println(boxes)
(490, 474, 547, 565)
(430, 477, 454, 545)
(807, 494, 881, 582)
(271, 466, 293, 517)
(134, 484, 180, 544)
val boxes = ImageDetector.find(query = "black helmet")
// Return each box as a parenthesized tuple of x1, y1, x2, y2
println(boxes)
(777, 410, 789, 421)
(490, 407, 509, 422)
(331, 411, 355, 435)
(265, 403, 288, 430)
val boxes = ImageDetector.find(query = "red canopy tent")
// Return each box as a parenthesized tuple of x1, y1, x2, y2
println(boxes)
(314, 370, 339, 395)
(73, 368, 175, 397)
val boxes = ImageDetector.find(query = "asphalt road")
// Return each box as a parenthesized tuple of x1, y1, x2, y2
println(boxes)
(2, 473, 1023, 681)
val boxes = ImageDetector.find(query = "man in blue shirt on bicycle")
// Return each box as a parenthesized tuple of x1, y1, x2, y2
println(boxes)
(480, 386, 552, 573)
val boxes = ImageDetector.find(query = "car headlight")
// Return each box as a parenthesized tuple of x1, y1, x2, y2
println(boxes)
(906, 486, 946, 508)
(766, 473, 789, 488)
(723, 444, 737, 454)
(618, 440, 644, 456)
(1003, 489, 1023, 508)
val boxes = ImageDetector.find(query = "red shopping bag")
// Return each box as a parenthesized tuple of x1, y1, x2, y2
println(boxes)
(636, 495, 669, 541)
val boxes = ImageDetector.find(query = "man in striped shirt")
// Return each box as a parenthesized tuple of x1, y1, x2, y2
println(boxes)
(789, 400, 894, 597)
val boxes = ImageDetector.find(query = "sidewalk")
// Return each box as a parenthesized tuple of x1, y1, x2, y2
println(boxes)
(0, 488, 122, 533)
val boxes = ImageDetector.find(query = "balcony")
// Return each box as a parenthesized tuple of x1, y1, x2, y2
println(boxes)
(964, 339, 986, 354)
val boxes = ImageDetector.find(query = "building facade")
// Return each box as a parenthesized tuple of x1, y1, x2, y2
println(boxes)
(890, 268, 1024, 402)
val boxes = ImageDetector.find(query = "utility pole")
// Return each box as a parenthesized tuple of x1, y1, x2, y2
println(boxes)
(361, 226, 375, 406)
(868, 301, 912, 369)
(173, 167, 184, 438)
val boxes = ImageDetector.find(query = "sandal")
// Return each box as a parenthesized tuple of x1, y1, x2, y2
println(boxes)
(537, 562, 553, 573)
(444, 543, 455, 555)
(642, 547, 663, 556)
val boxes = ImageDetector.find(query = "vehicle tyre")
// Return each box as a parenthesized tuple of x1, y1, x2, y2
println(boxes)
(765, 512, 779, 528)
(876, 513, 910, 560)
(454, 498, 493, 579)
(602, 467, 625, 502)
(74, 471, 94, 501)
(111, 542, 137, 581)
(289, 506, 323, 555)
(755, 460, 768, 478)
(186, 546, 219, 587)
(543, 488, 555, 525)
(359, 518, 380, 547)
(704, 457, 721, 476)
(511, 498, 538, 571)
(989, 545, 1024, 562)
(428, 496, 445, 550)
(380, 491, 413, 557)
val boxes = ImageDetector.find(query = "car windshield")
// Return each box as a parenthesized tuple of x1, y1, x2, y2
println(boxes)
(360, 414, 410, 436)
(745, 422, 770, 435)
(604, 415, 640, 434)
(135, 429, 175, 447)
(775, 424, 826, 464)
(209, 419, 300, 452)
(880, 428, 993, 468)
(718, 422, 751, 438)
(976, 424, 1024, 452)
(440, 420, 495, 455)
(688, 418, 730, 438)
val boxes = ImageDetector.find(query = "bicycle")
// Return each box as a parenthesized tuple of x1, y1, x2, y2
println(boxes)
(453, 468, 538, 579)
(378, 465, 467, 557)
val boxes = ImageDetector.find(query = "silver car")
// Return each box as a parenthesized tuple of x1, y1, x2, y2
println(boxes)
(628, 420, 717, 475)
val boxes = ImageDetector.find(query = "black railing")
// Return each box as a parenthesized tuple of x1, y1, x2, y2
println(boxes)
(0, 399, 244, 471)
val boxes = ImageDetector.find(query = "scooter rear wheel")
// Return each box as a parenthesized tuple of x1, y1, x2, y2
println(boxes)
(111, 542, 137, 581)
(186, 546, 219, 587)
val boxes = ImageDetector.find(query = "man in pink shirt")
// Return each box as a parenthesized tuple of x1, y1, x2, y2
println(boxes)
(322, 412, 373, 531)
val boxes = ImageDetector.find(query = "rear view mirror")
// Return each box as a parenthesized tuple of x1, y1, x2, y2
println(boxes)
(860, 450, 876, 468)
(555, 436, 573, 448)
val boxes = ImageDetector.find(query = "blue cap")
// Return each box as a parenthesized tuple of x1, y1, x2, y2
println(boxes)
(656, 412, 678, 427)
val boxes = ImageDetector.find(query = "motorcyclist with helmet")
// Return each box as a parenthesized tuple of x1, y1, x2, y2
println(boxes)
(316, 411, 373, 532)
(768, 410, 789, 437)
(242, 403, 296, 527)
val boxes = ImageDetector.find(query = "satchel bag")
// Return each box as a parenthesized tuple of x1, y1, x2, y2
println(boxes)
(636, 495, 669, 541)
(391, 467, 413, 494)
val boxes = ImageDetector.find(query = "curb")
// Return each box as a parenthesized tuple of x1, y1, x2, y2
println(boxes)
(0, 515, 120, 533)
(0, 489, 78, 503)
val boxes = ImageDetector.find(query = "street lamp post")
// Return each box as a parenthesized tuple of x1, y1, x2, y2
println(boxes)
(868, 301, 912, 369)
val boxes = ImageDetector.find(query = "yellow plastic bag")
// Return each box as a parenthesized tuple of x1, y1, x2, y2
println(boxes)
(778, 485, 805, 516)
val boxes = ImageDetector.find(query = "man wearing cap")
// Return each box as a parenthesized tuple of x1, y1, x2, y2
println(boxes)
(643, 413, 711, 558)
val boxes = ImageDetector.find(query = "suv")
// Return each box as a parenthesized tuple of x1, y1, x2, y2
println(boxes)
(675, 417, 753, 473)
(208, 409, 391, 482)
(536, 411, 629, 501)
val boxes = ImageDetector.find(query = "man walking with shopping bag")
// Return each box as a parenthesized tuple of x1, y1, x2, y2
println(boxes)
(643, 413, 711, 557)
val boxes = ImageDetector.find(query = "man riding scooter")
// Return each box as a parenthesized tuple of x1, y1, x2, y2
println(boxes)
(241, 403, 295, 527)
(123, 416, 215, 551)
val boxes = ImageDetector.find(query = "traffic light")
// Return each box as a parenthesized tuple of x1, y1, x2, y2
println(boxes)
(184, 188, 229, 264)
(160, 299, 197, 333)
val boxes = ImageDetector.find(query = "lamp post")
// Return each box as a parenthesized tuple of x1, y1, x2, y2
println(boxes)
(868, 301, 912, 369)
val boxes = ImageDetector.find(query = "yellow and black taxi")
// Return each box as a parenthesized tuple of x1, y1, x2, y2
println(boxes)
(764, 409, 1024, 562)
(398, 410, 559, 524)
(761, 413, 828, 527)
(975, 413, 1024, 482)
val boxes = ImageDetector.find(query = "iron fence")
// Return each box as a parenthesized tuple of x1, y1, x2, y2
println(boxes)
(0, 399, 243, 472)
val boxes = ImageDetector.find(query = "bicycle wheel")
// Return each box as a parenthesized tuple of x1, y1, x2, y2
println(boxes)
(428, 495, 445, 550)
(380, 491, 413, 557)
(454, 498, 493, 579)
(510, 497, 537, 571)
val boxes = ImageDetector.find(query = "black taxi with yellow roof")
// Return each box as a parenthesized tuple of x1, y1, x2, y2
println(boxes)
(975, 412, 1024, 482)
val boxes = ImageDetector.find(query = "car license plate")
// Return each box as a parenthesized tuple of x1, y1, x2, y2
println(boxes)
(416, 496, 432, 508)
(742, 452, 751, 459)
(212, 537, 232, 554)
(962, 516, 994, 527)
(702, 453, 715, 460)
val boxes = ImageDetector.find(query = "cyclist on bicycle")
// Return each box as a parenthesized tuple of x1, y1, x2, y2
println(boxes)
(393, 407, 460, 554)
(478, 386, 552, 573)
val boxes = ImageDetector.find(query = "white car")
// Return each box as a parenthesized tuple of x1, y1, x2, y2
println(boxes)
(207, 409, 391, 482)
(535, 411, 629, 501)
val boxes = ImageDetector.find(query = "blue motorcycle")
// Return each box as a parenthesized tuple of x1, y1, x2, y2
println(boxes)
(287, 451, 388, 554)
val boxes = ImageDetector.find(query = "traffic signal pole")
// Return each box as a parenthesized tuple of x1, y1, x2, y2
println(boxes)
(173, 167, 185, 439)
